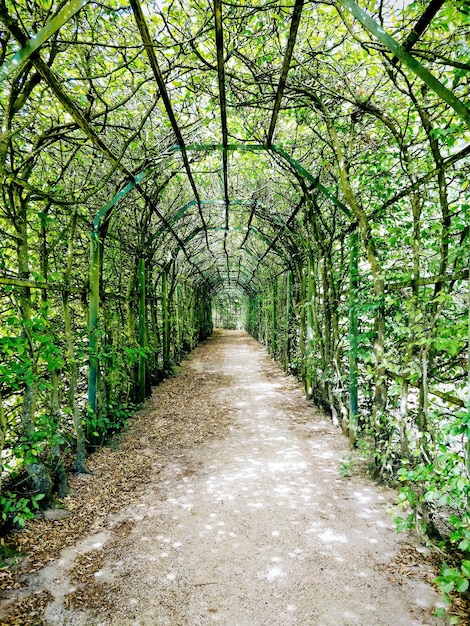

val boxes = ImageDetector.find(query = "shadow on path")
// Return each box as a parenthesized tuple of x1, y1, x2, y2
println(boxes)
(2, 330, 443, 625)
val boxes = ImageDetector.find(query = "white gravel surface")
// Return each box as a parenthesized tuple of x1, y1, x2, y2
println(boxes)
(42, 330, 443, 625)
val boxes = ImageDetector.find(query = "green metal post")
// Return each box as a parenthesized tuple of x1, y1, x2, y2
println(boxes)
(272, 278, 277, 357)
(258, 294, 263, 340)
(162, 269, 170, 370)
(305, 253, 315, 399)
(467, 238, 470, 472)
(285, 270, 292, 372)
(264, 293, 269, 345)
(337, 0, 470, 130)
(209, 295, 213, 335)
(175, 283, 182, 357)
(197, 293, 202, 339)
(138, 256, 146, 402)
(88, 230, 100, 416)
(349, 229, 359, 442)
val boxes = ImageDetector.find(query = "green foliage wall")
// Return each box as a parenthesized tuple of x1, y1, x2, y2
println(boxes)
(0, 0, 469, 598)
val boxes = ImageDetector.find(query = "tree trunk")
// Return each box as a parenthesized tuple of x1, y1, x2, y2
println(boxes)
(16, 194, 53, 502)
(63, 212, 89, 473)
(0, 392, 5, 472)
(50, 370, 68, 497)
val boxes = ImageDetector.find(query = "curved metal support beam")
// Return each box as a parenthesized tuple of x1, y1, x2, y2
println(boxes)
(0, 0, 89, 82)
(129, 0, 210, 245)
(168, 224, 289, 269)
(145, 199, 251, 251)
(203, 269, 258, 296)
(93, 143, 350, 233)
(336, 0, 470, 129)
(269, 145, 351, 218)
(267, 0, 304, 145)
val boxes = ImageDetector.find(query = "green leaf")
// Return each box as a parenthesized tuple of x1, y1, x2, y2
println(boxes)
(424, 490, 437, 502)
(438, 581, 455, 593)
(461, 560, 470, 577)
(442, 567, 460, 578)
(458, 539, 470, 551)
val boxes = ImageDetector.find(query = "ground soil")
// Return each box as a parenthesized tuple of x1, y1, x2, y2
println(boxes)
(0, 330, 454, 625)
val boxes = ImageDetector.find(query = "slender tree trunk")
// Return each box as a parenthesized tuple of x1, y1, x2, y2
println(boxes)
(162, 268, 170, 371)
(0, 391, 6, 476)
(50, 370, 68, 497)
(63, 290, 89, 473)
(63, 212, 89, 473)
(318, 100, 388, 426)
(271, 278, 277, 358)
(305, 253, 315, 398)
(285, 270, 292, 373)
(16, 196, 52, 501)
(327, 251, 348, 432)
(138, 256, 147, 401)
(125, 265, 137, 345)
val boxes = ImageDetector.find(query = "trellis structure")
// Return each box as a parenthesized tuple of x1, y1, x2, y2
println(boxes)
(0, 0, 469, 561)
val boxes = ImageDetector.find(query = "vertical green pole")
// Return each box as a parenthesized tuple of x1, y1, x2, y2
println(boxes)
(179, 283, 185, 352)
(272, 277, 277, 357)
(138, 256, 146, 402)
(88, 230, 100, 416)
(208, 291, 212, 333)
(285, 269, 292, 373)
(263, 293, 267, 344)
(175, 283, 180, 360)
(199, 292, 204, 339)
(258, 294, 262, 340)
(306, 253, 314, 399)
(349, 229, 359, 442)
(466, 243, 470, 471)
(162, 269, 170, 370)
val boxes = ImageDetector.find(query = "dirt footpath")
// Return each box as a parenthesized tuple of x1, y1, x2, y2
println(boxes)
(2, 330, 444, 625)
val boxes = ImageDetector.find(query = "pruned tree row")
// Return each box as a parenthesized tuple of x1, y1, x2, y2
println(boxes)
(0, 0, 469, 608)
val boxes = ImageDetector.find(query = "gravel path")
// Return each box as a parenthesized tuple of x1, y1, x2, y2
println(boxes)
(13, 330, 445, 625)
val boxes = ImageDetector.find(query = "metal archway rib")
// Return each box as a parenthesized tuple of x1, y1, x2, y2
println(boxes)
(336, 0, 470, 129)
(129, 0, 211, 250)
(93, 143, 351, 235)
(267, 0, 304, 145)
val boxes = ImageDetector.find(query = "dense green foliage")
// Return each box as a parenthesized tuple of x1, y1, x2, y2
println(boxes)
(0, 0, 469, 610)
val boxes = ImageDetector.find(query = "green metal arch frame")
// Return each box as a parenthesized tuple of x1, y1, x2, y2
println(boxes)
(153, 233, 264, 297)
(165, 223, 290, 288)
(145, 199, 250, 252)
(201, 270, 257, 296)
(145, 197, 299, 256)
(336, 0, 470, 130)
(175, 246, 259, 296)
(88, 144, 352, 419)
(191, 264, 258, 296)
(2, 0, 466, 454)
(0, 0, 90, 82)
(2, 2, 469, 129)
(92, 143, 351, 236)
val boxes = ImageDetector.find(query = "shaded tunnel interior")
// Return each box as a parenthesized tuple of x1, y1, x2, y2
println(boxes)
(0, 0, 469, 519)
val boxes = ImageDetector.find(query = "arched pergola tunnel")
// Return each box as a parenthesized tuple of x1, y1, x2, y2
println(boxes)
(0, 0, 469, 555)
(86, 143, 356, 432)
